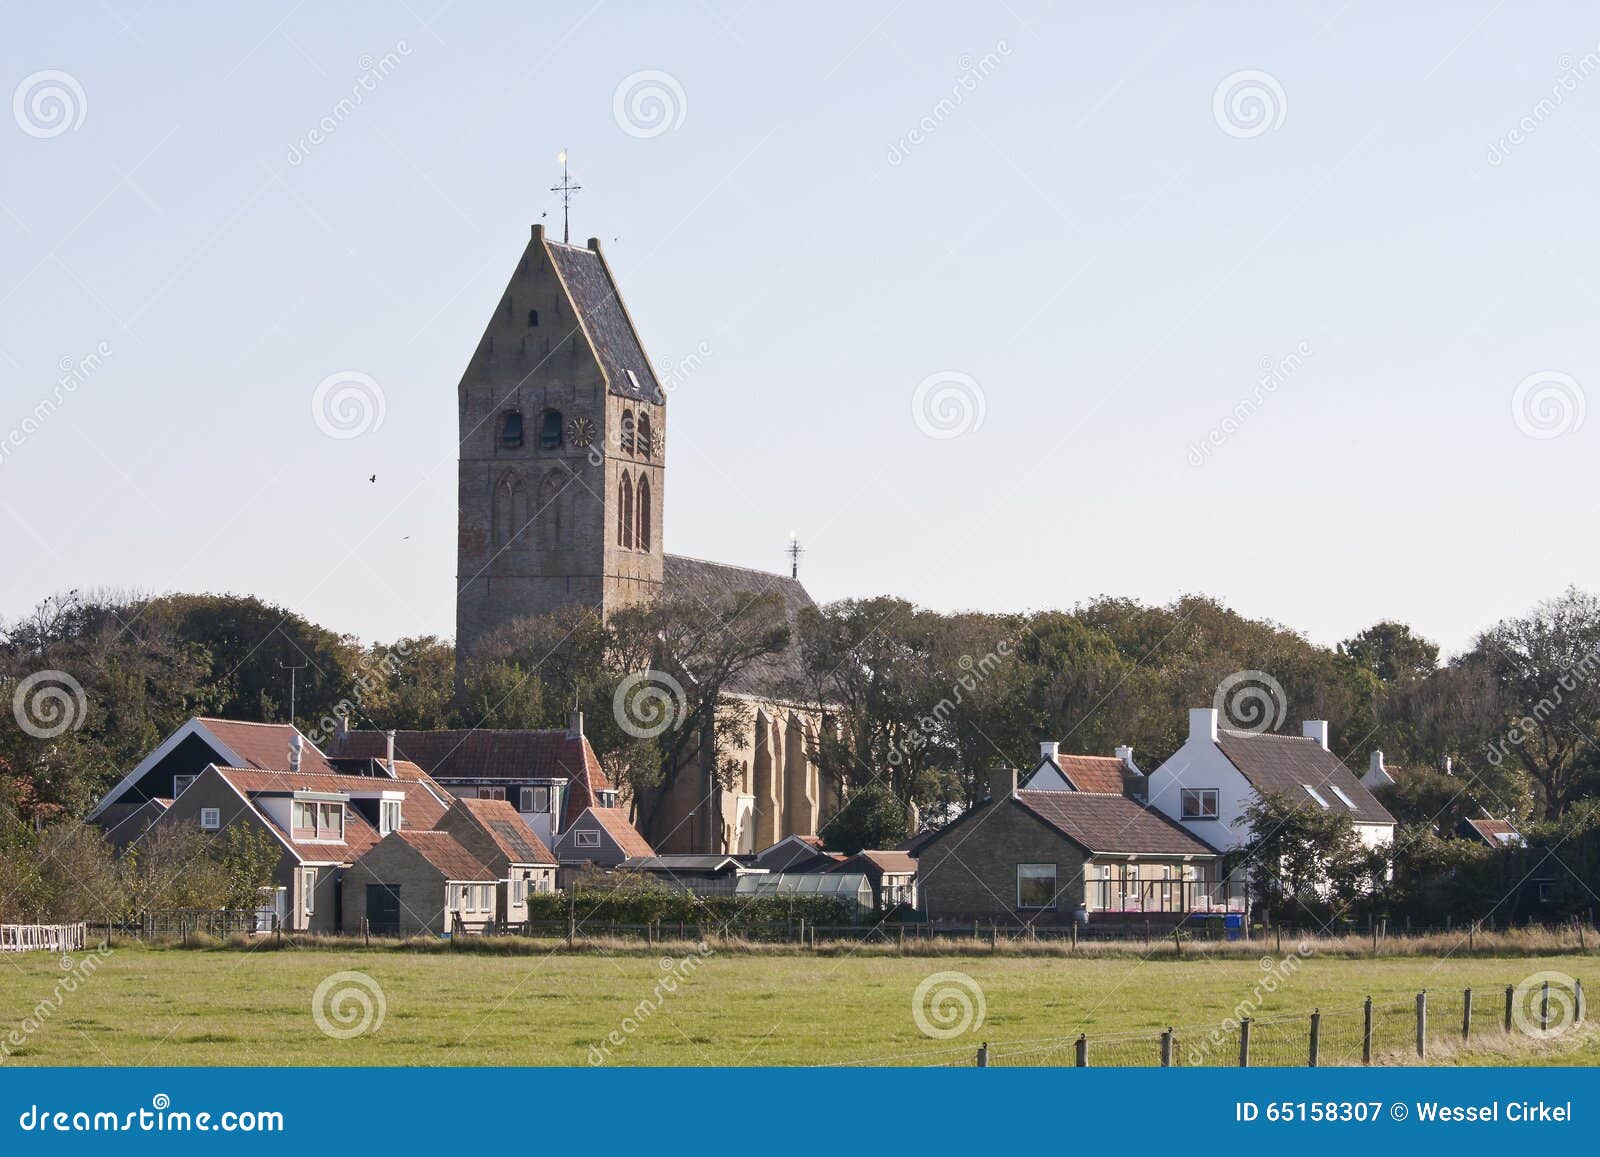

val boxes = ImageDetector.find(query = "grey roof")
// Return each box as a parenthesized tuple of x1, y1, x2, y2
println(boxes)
(1015, 790, 1219, 857)
(1215, 731, 1396, 825)
(546, 242, 664, 404)
(619, 855, 748, 874)
(663, 554, 815, 701)
(735, 872, 873, 903)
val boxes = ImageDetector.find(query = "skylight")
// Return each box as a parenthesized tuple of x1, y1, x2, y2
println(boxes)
(1329, 785, 1356, 809)
(1302, 784, 1329, 809)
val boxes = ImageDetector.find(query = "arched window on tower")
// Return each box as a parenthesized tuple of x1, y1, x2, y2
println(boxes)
(499, 411, 523, 449)
(637, 412, 653, 460)
(636, 475, 651, 551)
(620, 409, 635, 455)
(540, 409, 563, 450)
(617, 473, 634, 549)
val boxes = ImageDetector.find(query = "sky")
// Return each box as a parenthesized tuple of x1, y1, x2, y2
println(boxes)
(2, 1, 1597, 657)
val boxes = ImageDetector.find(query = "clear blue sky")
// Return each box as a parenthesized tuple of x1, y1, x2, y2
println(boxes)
(3, 2, 1596, 656)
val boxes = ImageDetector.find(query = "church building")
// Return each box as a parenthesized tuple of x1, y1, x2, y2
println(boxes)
(454, 223, 838, 854)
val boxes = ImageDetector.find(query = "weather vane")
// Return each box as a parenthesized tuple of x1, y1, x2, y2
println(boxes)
(787, 531, 804, 579)
(550, 149, 581, 243)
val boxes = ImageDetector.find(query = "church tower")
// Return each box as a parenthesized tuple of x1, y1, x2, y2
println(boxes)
(456, 224, 666, 656)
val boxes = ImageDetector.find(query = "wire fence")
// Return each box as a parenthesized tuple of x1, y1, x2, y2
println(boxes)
(976, 980, 1587, 1068)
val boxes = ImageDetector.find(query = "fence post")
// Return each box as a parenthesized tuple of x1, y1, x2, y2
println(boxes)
(1075, 1034, 1087, 1067)
(1462, 988, 1472, 1041)
(1160, 1027, 1173, 1067)
(1071, 921, 1078, 950)
(976, 1042, 989, 1068)
(1541, 979, 1550, 1035)
(1362, 997, 1373, 1065)
(1415, 991, 1427, 1059)
(1372, 922, 1379, 956)
(1505, 984, 1515, 1033)
(1309, 1010, 1321, 1068)
(1578, 979, 1586, 1025)
(1239, 1017, 1251, 1067)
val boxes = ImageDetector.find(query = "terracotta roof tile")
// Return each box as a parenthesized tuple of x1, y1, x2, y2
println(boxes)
(589, 807, 655, 858)
(213, 765, 452, 862)
(199, 718, 335, 775)
(452, 797, 556, 865)
(392, 830, 496, 880)
(1051, 754, 1128, 794)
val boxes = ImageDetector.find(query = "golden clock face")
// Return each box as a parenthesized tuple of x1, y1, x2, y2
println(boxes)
(566, 416, 595, 448)
(649, 429, 664, 457)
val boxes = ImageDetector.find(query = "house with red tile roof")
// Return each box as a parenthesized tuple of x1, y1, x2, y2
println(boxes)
(343, 829, 499, 937)
(328, 712, 613, 852)
(437, 797, 558, 924)
(138, 758, 454, 932)
(1022, 741, 1144, 797)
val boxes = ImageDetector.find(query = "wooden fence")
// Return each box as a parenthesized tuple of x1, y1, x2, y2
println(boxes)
(972, 980, 1587, 1067)
(0, 922, 86, 953)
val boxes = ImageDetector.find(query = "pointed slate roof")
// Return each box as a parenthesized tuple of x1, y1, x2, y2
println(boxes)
(546, 241, 664, 404)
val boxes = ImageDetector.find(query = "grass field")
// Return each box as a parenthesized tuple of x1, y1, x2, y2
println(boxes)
(1, 940, 1594, 1067)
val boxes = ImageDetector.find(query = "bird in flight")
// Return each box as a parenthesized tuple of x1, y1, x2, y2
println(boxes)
(369, 474, 377, 483)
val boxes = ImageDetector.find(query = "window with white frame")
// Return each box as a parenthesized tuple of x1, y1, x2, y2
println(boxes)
(301, 868, 317, 916)
(200, 807, 220, 831)
(316, 801, 345, 840)
(575, 829, 600, 848)
(1016, 863, 1057, 909)
(513, 876, 527, 904)
(173, 774, 197, 796)
(1302, 784, 1330, 809)
(478, 884, 492, 911)
(521, 785, 551, 813)
(379, 799, 403, 836)
(292, 801, 316, 835)
(1180, 788, 1219, 819)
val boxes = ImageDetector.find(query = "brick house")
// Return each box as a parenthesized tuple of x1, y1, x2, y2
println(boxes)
(915, 767, 1221, 927)
(135, 753, 452, 933)
(436, 796, 558, 924)
(343, 830, 499, 937)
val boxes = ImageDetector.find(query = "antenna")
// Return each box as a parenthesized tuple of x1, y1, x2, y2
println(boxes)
(279, 659, 309, 728)
(787, 531, 804, 579)
(550, 149, 582, 244)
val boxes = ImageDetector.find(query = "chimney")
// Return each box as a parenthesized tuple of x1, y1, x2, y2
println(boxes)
(1189, 707, 1219, 744)
(567, 709, 585, 739)
(1369, 750, 1385, 777)
(988, 766, 1018, 802)
(385, 729, 396, 776)
(587, 236, 602, 252)
(531, 222, 544, 241)
(1039, 740, 1060, 763)
(1302, 720, 1330, 750)
(1115, 745, 1145, 801)
(288, 732, 304, 775)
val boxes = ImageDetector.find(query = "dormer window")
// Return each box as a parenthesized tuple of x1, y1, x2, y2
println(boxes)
(540, 409, 563, 450)
(500, 411, 524, 449)
(598, 789, 619, 808)
(293, 799, 346, 841)
(379, 799, 403, 836)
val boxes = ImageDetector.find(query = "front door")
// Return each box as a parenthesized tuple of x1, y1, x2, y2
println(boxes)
(367, 884, 401, 935)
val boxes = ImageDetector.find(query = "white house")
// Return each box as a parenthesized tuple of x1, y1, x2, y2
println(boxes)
(1022, 740, 1143, 796)
(1145, 708, 1396, 855)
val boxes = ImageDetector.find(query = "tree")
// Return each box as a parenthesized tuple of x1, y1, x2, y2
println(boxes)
(216, 825, 281, 912)
(819, 783, 908, 854)
(1233, 793, 1371, 923)
(1340, 621, 1440, 683)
